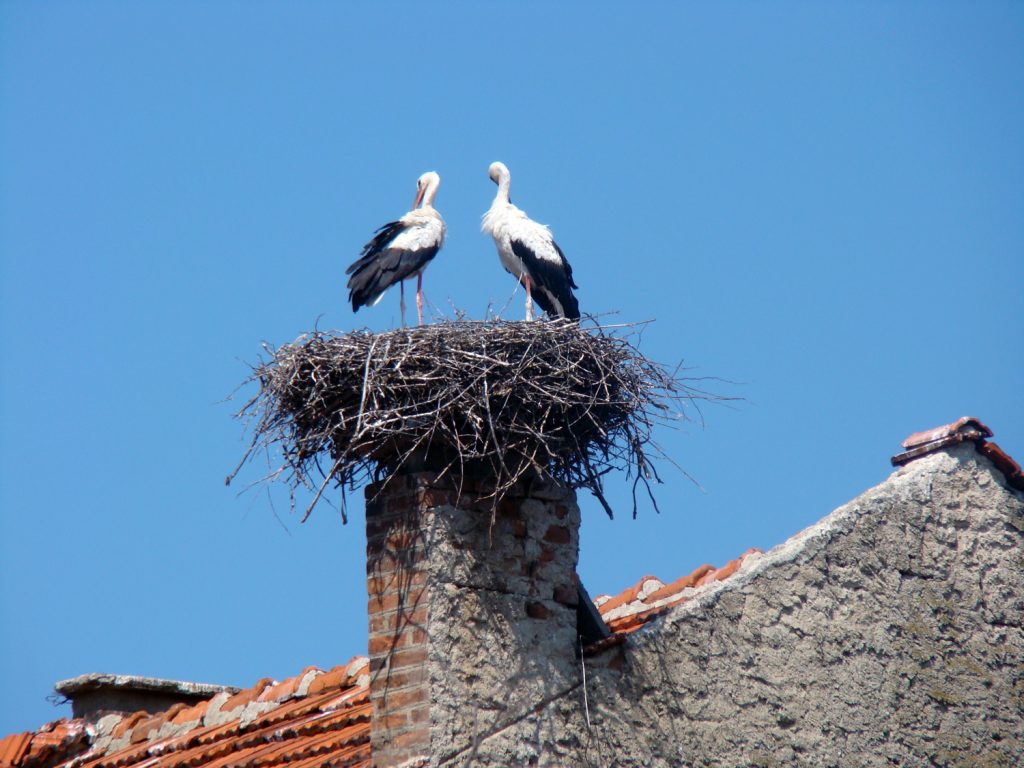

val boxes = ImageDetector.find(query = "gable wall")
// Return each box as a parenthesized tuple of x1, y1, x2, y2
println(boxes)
(444, 444, 1024, 767)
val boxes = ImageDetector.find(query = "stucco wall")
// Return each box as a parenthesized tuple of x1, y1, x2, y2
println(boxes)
(448, 443, 1024, 767)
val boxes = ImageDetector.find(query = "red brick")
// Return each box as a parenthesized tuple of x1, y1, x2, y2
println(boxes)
(407, 704, 430, 724)
(374, 491, 415, 511)
(380, 687, 427, 711)
(381, 531, 425, 551)
(512, 519, 528, 538)
(389, 647, 428, 669)
(495, 496, 519, 515)
(369, 623, 428, 645)
(539, 547, 556, 564)
(544, 525, 571, 544)
(554, 504, 569, 519)
(553, 584, 578, 606)
(378, 711, 410, 731)
(368, 605, 428, 635)
(367, 551, 427, 575)
(419, 489, 453, 507)
(368, 628, 427, 655)
(525, 601, 550, 619)
(368, 588, 426, 615)
(379, 666, 427, 689)
(367, 569, 427, 596)
(389, 729, 430, 750)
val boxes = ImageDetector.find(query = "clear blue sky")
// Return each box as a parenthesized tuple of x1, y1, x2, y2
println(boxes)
(2, 2, 1021, 735)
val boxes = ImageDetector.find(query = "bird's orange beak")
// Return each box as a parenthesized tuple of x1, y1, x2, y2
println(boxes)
(413, 186, 425, 209)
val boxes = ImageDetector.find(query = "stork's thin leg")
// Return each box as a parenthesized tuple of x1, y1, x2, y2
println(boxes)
(523, 275, 535, 321)
(400, 281, 406, 327)
(416, 273, 424, 326)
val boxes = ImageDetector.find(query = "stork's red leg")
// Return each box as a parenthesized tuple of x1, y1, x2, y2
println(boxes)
(416, 273, 424, 326)
(523, 275, 535, 321)
(400, 281, 406, 327)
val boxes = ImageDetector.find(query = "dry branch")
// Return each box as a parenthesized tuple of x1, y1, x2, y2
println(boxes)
(229, 319, 725, 520)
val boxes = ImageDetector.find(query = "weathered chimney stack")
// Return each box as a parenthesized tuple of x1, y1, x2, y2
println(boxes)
(54, 674, 237, 723)
(364, 471, 582, 766)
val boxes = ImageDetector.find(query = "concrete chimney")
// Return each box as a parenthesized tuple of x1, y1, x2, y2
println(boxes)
(54, 674, 237, 723)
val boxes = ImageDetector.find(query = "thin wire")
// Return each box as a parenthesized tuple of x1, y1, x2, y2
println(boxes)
(580, 635, 591, 729)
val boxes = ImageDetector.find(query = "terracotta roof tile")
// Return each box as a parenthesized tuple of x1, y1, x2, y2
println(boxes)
(890, 418, 1023, 493)
(257, 668, 315, 704)
(978, 441, 1024, 491)
(594, 575, 663, 614)
(7, 416, 1017, 768)
(220, 679, 273, 713)
(5, 548, 750, 768)
(110, 713, 147, 742)
(592, 549, 762, 641)
(892, 416, 993, 466)
(128, 714, 166, 744)
(170, 701, 207, 726)
(644, 564, 713, 603)
(305, 668, 348, 698)
(0, 733, 33, 767)
(900, 416, 992, 449)
(9, 662, 373, 768)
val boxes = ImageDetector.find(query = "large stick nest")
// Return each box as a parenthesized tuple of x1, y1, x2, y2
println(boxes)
(230, 319, 722, 520)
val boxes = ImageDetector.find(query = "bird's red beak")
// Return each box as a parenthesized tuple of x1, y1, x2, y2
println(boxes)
(413, 186, 425, 209)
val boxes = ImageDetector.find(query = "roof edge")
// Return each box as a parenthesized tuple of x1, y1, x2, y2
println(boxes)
(55, 673, 239, 699)
(890, 416, 1022, 491)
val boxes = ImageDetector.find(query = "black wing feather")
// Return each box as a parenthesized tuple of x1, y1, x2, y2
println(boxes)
(346, 221, 404, 276)
(346, 221, 439, 312)
(510, 239, 581, 320)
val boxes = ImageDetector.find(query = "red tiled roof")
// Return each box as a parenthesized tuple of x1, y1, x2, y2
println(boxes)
(0, 658, 370, 768)
(591, 548, 762, 639)
(6, 418, 1017, 768)
(1, 550, 759, 768)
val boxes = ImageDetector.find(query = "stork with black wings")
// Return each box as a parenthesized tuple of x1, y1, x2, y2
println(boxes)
(481, 162, 580, 321)
(346, 171, 445, 326)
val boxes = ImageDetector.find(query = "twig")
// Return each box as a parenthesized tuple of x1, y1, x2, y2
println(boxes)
(230, 319, 736, 521)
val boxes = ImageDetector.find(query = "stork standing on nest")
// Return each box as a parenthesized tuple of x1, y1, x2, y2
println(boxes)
(346, 171, 445, 326)
(481, 162, 580, 321)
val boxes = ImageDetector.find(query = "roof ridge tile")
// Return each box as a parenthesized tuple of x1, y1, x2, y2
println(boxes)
(595, 574, 663, 614)
(219, 679, 274, 714)
(292, 667, 323, 699)
(643, 564, 714, 604)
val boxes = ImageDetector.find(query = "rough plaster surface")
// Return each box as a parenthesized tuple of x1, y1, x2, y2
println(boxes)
(443, 444, 1024, 767)
(420, 481, 583, 766)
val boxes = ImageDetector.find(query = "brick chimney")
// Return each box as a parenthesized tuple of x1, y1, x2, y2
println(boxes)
(364, 470, 582, 766)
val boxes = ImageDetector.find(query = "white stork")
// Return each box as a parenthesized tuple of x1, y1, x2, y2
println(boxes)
(346, 171, 445, 326)
(481, 161, 580, 321)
